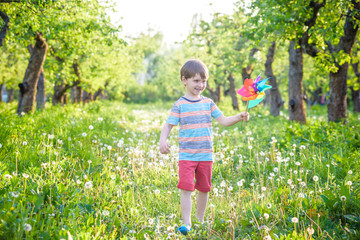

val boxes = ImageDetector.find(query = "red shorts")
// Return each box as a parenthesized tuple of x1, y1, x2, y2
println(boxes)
(177, 160, 213, 192)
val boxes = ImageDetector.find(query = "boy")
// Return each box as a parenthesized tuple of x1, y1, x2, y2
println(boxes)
(159, 59, 249, 235)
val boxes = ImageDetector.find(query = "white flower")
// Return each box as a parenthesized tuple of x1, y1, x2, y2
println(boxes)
(89, 125, 94, 130)
(11, 192, 19, 198)
(313, 176, 319, 182)
(346, 181, 352, 186)
(24, 223, 32, 231)
(220, 180, 226, 187)
(266, 203, 272, 209)
(0, 143, 2, 148)
(4, 174, 12, 180)
(82, 132, 87, 137)
(291, 217, 298, 223)
(154, 189, 160, 194)
(264, 213, 269, 220)
(348, 170, 353, 175)
(340, 196, 346, 201)
(295, 161, 300, 166)
(298, 193, 305, 198)
(261, 187, 267, 192)
(307, 227, 314, 235)
(98, 117, 103, 121)
(76, 180, 82, 184)
(102, 210, 110, 216)
(48, 134, 54, 139)
(300, 145, 306, 150)
(148, 218, 154, 225)
(107, 146, 112, 151)
(21, 112, 25, 116)
(273, 168, 278, 172)
(237, 181, 243, 187)
(301, 182, 306, 187)
(84, 181, 93, 189)
(22, 173, 29, 179)
(22, 141, 27, 146)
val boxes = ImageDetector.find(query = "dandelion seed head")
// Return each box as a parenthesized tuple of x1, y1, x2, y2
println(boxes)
(313, 176, 319, 182)
(340, 196, 346, 201)
(307, 227, 314, 235)
(24, 223, 32, 231)
(264, 213, 269, 220)
(291, 217, 298, 223)
(84, 181, 93, 189)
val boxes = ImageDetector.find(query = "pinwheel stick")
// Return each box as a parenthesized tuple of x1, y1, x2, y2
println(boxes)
(243, 100, 249, 127)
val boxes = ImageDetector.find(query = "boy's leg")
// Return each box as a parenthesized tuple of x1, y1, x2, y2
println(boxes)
(196, 191, 209, 223)
(180, 189, 192, 226)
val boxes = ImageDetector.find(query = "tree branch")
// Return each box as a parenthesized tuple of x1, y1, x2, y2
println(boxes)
(0, 10, 9, 47)
(301, 0, 326, 57)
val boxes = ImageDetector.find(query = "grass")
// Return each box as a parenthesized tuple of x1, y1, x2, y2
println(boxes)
(0, 99, 359, 239)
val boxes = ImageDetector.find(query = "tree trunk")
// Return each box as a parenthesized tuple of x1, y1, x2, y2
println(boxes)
(0, 10, 9, 47)
(206, 83, 221, 103)
(0, 83, 3, 102)
(36, 68, 45, 109)
(27, 44, 46, 110)
(17, 32, 47, 115)
(227, 73, 239, 110)
(351, 61, 360, 112)
(328, 1, 360, 122)
(241, 48, 259, 82)
(72, 59, 82, 103)
(265, 41, 283, 116)
(94, 88, 103, 100)
(288, 40, 306, 123)
(82, 90, 93, 104)
(7, 88, 14, 102)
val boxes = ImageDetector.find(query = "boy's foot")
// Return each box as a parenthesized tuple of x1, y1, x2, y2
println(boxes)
(177, 224, 192, 236)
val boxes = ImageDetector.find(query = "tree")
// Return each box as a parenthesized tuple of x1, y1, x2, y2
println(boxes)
(17, 32, 47, 114)
(265, 41, 283, 116)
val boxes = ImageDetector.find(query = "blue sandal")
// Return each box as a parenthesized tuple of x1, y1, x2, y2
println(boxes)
(177, 224, 192, 235)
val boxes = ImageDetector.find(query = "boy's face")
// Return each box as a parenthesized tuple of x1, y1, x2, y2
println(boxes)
(182, 73, 207, 97)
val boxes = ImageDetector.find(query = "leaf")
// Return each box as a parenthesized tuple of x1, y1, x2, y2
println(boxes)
(344, 215, 360, 223)
(320, 194, 328, 204)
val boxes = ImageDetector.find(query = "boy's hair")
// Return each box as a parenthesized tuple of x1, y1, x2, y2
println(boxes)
(180, 59, 209, 80)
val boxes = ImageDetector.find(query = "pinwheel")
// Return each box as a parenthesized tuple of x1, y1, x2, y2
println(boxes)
(237, 74, 272, 125)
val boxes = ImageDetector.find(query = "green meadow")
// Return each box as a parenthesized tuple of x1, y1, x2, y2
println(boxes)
(0, 100, 359, 239)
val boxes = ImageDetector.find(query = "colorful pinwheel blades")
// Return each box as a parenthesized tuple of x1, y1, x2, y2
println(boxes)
(236, 74, 272, 109)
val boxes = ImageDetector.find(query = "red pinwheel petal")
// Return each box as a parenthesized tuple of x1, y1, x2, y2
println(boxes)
(237, 87, 253, 97)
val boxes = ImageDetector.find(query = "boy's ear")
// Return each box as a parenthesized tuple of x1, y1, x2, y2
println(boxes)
(181, 76, 187, 85)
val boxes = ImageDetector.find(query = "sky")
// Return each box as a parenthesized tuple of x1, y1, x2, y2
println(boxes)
(109, 0, 237, 45)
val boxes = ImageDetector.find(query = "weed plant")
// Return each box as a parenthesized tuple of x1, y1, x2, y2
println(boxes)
(0, 100, 359, 239)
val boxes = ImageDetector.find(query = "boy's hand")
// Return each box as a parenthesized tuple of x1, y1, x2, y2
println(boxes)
(239, 112, 250, 121)
(160, 141, 171, 154)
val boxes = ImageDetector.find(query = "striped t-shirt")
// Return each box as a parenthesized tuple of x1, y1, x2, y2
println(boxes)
(166, 96, 223, 161)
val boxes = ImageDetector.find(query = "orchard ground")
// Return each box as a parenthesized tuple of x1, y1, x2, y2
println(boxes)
(0, 99, 359, 239)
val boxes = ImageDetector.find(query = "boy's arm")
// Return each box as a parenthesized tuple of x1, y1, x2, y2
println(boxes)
(215, 112, 250, 127)
(159, 123, 174, 154)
